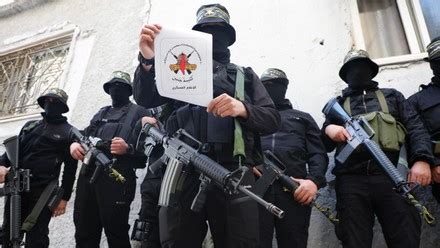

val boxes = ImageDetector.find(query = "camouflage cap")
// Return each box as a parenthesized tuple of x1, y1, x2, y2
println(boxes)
(196, 4, 231, 24)
(192, 4, 236, 46)
(103, 71, 133, 95)
(425, 36, 440, 61)
(37, 88, 69, 113)
(339, 49, 379, 81)
(260, 68, 289, 86)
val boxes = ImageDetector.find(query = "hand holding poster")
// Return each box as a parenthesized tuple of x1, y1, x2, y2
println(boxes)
(154, 27, 213, 107)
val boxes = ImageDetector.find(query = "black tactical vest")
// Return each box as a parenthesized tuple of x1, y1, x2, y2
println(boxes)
(415, 84, 440, 136)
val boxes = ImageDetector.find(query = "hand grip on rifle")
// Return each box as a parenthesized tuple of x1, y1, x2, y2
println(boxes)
(262, 150, 339, 225)
(70, 127, 125, 184)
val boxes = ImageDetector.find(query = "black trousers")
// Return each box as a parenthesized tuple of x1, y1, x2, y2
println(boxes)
(74, 166, 136, 248)
(258, 184, 311, 248)
(138, 170, 162, 248)
(159, 167, 259, 248)
(432, 183, 440, 203)
(335, 174, 421, 248)
(2, 186, 52, 248)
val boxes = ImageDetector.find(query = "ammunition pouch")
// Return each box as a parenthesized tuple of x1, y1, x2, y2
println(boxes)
(131, 219, 158, 243)
(343, 90, 407, 152)
(359, 111, 406, 152)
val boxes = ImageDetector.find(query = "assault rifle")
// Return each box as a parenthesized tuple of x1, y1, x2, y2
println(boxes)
(322, 98, 436, 225)
(251, 150, 338, 225)
(142, 124, 285, 219)
(70, 127, 125, 184)
(0, 136, 30, 247)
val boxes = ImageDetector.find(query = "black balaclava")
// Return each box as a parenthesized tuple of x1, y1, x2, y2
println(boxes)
(345, 60, 375, 90)
(199, 25, 230, 64)
(109, 84, 131, 108)
(264, 81, 288, 105)
(430, 60, 440, 84)
(43, 100, 65, 123)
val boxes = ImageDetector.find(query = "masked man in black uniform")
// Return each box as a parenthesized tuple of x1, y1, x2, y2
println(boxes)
(70, 71, 150, 248)
(133, 4, 280, 248)
(258, 68, 328, 248)
(322, 50, 434, 248)
(408, 37, 440, 203)
(0, 88, 77, 248)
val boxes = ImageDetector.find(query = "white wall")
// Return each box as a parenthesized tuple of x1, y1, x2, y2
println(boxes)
(0, 1, 437, 247)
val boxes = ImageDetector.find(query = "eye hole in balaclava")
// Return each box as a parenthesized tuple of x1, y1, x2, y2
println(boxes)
(263, 80, 288, 105)
(44, 98, 65, 118)
(108, 83, 131, 107)
(199, 24, 230, 64)
(345, 60, 375, 90)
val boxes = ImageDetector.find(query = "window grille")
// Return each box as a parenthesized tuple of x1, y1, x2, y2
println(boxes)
(0, 36, 72, 117)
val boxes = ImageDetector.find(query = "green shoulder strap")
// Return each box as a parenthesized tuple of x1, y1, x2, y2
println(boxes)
(343, 90, 389, 115)
(234, 66, 246, 164)
(21, 180, 58, 232)
(375, 90, 389, 114)
(343, 97, 352, 116)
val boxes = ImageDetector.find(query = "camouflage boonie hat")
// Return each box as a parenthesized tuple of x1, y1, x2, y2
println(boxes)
(192, 4, 236, 46)
(339, 49, 379, 81)
(103, 71, 132, 95)
(425, 37, 440, 61)
(37, 88, 69, 113)
(260, 68, 289, 86)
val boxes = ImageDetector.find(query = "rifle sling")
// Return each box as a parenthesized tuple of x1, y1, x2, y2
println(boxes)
(21, 180, 58, 232)
(234, 66, 246, 163)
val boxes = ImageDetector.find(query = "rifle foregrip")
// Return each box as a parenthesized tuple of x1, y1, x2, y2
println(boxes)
(278, 175, 299, 192)
(10, 194, 21, 241)
(191, 153, 230, 186)
(363, 139, 405, 185)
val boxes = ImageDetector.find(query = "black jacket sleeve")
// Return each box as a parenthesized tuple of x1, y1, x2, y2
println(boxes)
(395, 90, 434, 166)
(238, 68, 280, 135)
(0, 153, 10, 167)
(407, 94, 440, 167)
(60, 151, 78, 201)
(82, 109, 107, 137)
(133, 64, 171, 108)
(304, 113, 329, 189)
(321, 118, 337, 153)
(320, 97, 346, 153)
(122, 108, 150, 168)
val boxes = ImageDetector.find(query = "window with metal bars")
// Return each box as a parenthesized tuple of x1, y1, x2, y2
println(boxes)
(0, 36, 71, 118)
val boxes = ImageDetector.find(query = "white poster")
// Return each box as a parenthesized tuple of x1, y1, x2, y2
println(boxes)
(154, 27, 213, 107)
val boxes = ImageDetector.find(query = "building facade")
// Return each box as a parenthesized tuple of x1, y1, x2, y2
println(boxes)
(0, 0, 439, 247)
